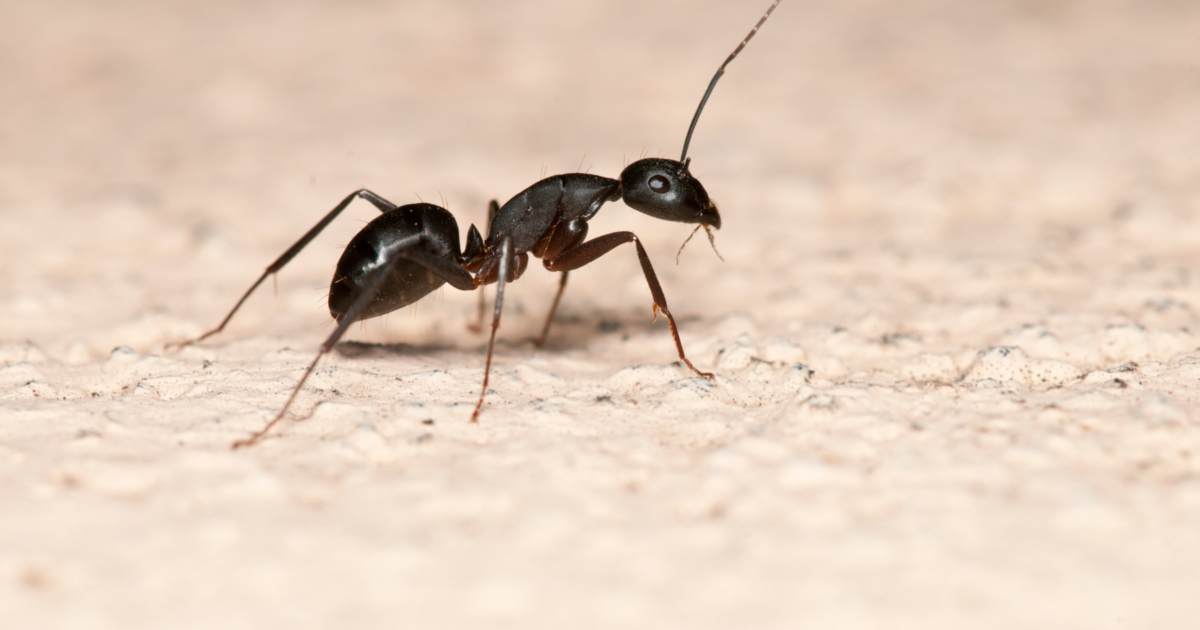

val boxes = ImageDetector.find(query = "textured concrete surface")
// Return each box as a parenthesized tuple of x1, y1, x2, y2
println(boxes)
(2, 0, 1199, 628)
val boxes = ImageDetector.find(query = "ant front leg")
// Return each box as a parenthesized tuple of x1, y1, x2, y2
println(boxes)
(545, 231, 713, 379)
(173, 189, 399, 349)
(232, 240, 476, 449)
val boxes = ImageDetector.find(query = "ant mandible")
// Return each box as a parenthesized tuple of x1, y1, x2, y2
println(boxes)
(174, 0, 783, 448)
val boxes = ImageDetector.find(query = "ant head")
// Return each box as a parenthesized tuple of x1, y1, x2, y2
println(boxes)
(619, 157, 721, 230)
(621, 0, 779, 235)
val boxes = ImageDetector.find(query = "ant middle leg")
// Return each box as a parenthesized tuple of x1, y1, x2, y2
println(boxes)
(534, 271, 569, 348)
(545, 231, 713, 379)
(468, 200, 502, 334)
(471, 236, 517, 423)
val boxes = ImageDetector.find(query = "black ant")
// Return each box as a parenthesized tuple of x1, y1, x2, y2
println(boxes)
(174, 0, 783, 448)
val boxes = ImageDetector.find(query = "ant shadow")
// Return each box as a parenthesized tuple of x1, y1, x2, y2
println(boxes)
(330, 307, 695, 359)
(332, 340, 458, 360)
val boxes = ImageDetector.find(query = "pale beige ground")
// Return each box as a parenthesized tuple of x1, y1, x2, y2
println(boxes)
(2, 0, 1200, 628)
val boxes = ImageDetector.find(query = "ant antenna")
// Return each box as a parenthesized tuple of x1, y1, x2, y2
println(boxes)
(679, 0, 782, 163)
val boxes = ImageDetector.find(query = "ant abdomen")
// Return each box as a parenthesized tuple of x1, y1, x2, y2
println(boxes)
(329, 203, 462, 323)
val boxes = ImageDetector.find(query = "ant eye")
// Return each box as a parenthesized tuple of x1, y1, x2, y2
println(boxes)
(648, 175, 671, 194)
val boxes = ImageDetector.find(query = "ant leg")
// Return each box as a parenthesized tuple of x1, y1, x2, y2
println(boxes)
(545, 232, 713, 379)
(469, 287, 489, 334)
(471, 236, 513, 423)
(468, 200, 501, 333)
(232, 243, 475, 449)
(534, 271, 569, 348)
(232, 250, 403, 449)
(533, 215, 588, 348)
(172, 189, 399, 349)
(397, 248, 476, 291)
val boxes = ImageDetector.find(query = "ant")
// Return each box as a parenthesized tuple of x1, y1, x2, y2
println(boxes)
(174, 0, 783, 448)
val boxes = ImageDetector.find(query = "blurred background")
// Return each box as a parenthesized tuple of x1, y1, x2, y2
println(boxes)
(2, 0, 1196, 358)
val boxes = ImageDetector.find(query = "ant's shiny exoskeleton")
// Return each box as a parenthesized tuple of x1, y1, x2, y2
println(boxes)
(175, 0, 782, 448)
